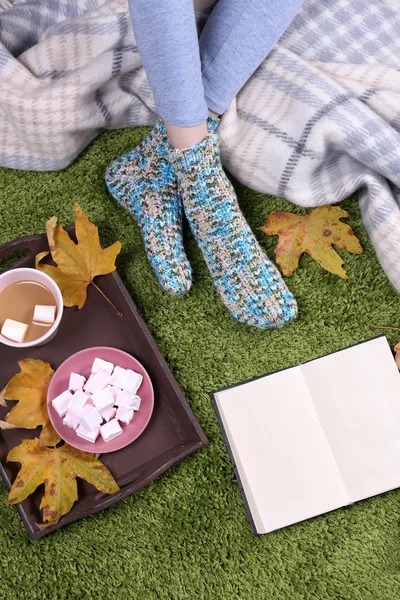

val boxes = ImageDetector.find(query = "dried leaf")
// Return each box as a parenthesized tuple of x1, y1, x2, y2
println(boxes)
(35, 251, 50, 267)
(0, 386, 6, 408)
(0, 420, 18, 430)
(36, 203, 122, 309)
(7, 438, 119, 526)
(395, 343, 400, 370)
(4, 359, 60, 447)
(260, 206, 363, 278)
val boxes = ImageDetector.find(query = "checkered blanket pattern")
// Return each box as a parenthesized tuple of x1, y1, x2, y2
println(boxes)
(1, 0, 399, 291)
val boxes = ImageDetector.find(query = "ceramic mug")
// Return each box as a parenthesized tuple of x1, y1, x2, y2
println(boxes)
(0, 267, 64, 348)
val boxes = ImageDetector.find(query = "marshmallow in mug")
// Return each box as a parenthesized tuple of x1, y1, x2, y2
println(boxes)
(33, 305, 56, 325)
(1, 306, 56, 343)
(1, 319, 29, 343)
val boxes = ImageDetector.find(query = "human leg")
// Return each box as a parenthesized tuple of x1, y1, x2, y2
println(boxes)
(105, 115, 218, 296)
(109, 0, 297, 326)
(199, 0, 303, 115)
(105, 123, 191, 296)
(155, 0, 301, 326)
(167, 129, 297, 328)
(106, 0, 208, 295)
(129, 0, 208, 130)
(162, 0, 300, 326)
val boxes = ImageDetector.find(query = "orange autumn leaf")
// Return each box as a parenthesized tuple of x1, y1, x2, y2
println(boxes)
(260, 206, 363, 278)
(7, 438, 119, 526)
(0, 386, 6, 407)
(36, 203, 122, 309)
(395, 343, 400, 370)
(0, 421, 18, 430)
(2, 359, 60, 447)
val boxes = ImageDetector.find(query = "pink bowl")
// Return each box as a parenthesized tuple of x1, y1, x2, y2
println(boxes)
(47, 347, 154, 453)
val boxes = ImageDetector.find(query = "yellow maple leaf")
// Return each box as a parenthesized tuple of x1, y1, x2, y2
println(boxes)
(36, 203, 122, 309)
(260, 206, 363, 278)
(7, 438, 120, 526)
(0, 386, 6, 407)
(1, 359, 60, 447)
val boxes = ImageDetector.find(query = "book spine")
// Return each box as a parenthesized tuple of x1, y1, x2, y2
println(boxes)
(210, 392, 260, 536)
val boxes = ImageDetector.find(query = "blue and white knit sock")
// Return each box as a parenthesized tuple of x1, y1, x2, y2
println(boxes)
(168, 131, 297, 328)
(105, 116, 219, 296)
(105, 121, 190, 295)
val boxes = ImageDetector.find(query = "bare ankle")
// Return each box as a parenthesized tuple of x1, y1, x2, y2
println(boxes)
(164, 121, 208, 149)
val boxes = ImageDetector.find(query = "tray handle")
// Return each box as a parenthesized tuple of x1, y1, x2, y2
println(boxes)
(0, 225, 74, 274)
(0, 232, 48, 273)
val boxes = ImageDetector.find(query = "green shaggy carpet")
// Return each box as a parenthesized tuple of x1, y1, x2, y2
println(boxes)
(0, 128, 400, 600)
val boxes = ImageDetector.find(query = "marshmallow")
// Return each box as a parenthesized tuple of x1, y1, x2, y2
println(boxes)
(130, 395, 141, 411)
(84, 370, 111, 394)
(122, 370, 143, 395)
(91, 357, 114, 376)
(110, 366, 127, 389)
(52, 390, 73, 417)
(76, 425, 100, 443)
(68, 372, 86, 392)
(100, 418, 123, 443)
(1, 318, 29, 343)
(115, 391, 141, 411)
(100, 407, 116, 423)
(33, 305, 56, 325)
(68, 390, 90, 414)
(115, 406, 134, 425)
(107, 385, 119, 400)
(63, 411, 80, 430)
(91, 387, 115, 412)
(78, 404, 103, 431)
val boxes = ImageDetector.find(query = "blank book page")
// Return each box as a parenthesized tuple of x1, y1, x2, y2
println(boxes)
(302, 337, 400, 501)
(215, 366, 350, 534)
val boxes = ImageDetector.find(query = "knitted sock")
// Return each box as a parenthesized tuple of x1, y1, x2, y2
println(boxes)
(105, 116, 219, 296)
(168, 132, 297, 328)
(105, 121, 190, 295)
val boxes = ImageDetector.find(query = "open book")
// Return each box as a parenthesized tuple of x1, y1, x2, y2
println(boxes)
(211, 336, 400, 535)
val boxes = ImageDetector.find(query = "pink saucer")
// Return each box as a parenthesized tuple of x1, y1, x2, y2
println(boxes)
(47, 347, 154, 453)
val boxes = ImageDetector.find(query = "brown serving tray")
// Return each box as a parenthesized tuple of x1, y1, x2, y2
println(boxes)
(0, 229, 207, 539)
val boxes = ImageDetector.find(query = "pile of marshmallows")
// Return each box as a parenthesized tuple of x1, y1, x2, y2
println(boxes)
(52, 358, 143, 444)
(2, 305, 56, 343)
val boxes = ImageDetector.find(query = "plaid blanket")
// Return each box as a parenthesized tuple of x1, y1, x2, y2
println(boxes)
(1, 0, 399, 292)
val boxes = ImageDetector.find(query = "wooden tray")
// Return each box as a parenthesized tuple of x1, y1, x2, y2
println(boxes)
(0, 229, 207, 539)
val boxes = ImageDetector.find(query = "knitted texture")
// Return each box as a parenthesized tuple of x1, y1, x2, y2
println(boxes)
(168, 132, 297, 328)
(105, 120, 191, 296)
(2, 0, 400, 294)
(105, 116, 219, 296)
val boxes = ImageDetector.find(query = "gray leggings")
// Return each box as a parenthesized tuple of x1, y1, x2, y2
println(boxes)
(129, 0, 303, 127)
